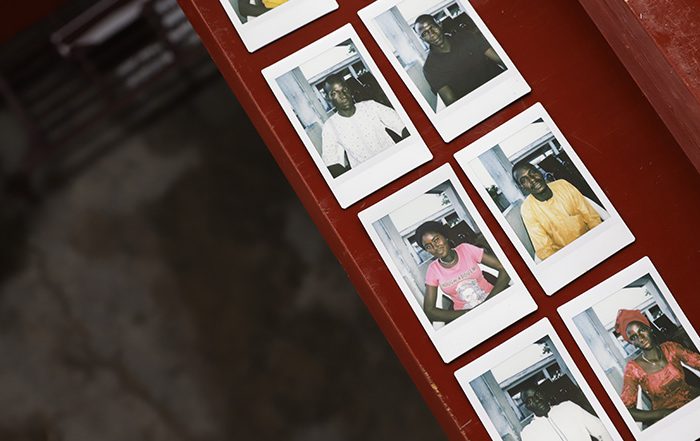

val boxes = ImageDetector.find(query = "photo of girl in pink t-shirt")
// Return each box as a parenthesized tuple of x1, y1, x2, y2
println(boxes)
(416, 220, 510, 324)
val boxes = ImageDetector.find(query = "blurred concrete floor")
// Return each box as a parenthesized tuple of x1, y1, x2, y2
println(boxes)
(0, 77, 445, 440)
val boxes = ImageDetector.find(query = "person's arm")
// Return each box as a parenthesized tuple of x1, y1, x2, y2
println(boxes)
(436, 85, 457, 106)
(484, 47, 503, 64)
(569, 403, 613, 441)
(520, 205, 558, 260)
(564, 181, 602, 230)
(327, 164, 348, 178)
(238, 0, 269, 17)
(479, 251, 510, 296)
(321, 122, 348, 178)
(372, 101, 407, 139)
(423, 284, 467, 323)
(626, 407, 674, 424)
(672, 341, 700, 369)
(619, 362, 673, 424)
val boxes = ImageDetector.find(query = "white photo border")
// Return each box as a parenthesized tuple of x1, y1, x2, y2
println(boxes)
(358, 164, 537, 362)
(454, 102, 635, 295)
(219, 0, 338, 52)
(455, 318, 624, 441)
(358, 0, 530, 142)
(262, 24, 432, 209)
(558, 257, 700, 441)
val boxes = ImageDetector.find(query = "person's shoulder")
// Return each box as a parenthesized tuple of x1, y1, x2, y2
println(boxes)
(358, 100, 386, 111)
(623, 356, 645, 377)
(551, 400, 581, 413)
(660, 340, 685, 356)
(321, 113, 340, 132)
(520, 194, 536, 211)
(551, 179, 580, 194)
(456, 242, 481, 257)
(519, 417, 541, 437)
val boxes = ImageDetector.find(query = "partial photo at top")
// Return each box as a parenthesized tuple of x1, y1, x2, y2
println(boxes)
(359, 0, 530, 141)
(219, 0, 338, 51)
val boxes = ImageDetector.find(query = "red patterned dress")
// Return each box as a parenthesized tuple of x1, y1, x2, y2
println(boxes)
(620, 341, 700, 410)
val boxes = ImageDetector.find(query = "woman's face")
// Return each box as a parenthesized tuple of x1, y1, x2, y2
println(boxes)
(421, 232, 451, 259)
(626, 321, 655, 350)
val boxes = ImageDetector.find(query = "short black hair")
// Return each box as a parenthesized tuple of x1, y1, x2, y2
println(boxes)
(414, 14, 439, 28)
(414, 221, 449, 249)
(511, 160, 537, 182)
(322, 73, 346, 94)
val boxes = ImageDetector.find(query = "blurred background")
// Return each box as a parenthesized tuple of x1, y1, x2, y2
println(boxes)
(0, 0, 444, 439)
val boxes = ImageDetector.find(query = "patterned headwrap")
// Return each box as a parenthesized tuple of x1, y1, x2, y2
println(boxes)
(614, 309, 651, 342)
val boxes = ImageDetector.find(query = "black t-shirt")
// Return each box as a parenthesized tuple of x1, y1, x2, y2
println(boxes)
(422, 29, 506, 101)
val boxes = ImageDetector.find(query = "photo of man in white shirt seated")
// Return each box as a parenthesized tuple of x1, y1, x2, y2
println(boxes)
(520, 386, 613, 441)
(320, 74, 409, 178)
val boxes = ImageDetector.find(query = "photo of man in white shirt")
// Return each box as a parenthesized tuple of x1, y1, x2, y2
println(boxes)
(520, 387, 613, 441)
(320, 74, 409, 177)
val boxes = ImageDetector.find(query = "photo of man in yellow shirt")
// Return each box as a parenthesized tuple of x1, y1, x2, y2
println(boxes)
(512, 162, 603, 260)
(237, 0, 288, 20)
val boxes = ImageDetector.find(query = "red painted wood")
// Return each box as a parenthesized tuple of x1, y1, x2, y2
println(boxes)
(576, 0, 700, 171)
(177, 0, 700, 439)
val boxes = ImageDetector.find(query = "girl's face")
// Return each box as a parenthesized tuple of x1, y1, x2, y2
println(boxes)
(626, 322, 655, 350)
(421, 232, 451, 259)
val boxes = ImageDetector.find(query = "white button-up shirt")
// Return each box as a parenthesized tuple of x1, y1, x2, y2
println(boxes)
(520, 401, 613, 441)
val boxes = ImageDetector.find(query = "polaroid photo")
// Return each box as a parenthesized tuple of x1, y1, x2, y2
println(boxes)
(558, 257, 700, 441)
(454, 103, 634, 295)
(358, 164, 536, 362)
(219, 0, 338, 52)
(358, 0, 530, 142)
(262, 24, 432, 208)
(455, 319, 624, 441)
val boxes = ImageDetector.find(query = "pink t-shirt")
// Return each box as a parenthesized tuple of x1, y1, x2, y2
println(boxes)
(425, 243, 494, 310)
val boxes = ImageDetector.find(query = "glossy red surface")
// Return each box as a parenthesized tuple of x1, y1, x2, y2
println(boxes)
(178, 0, 700, 439)
(577, 0, 700, 173)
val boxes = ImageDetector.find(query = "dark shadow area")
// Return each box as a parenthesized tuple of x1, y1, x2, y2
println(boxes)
(0, 1, 445, 440)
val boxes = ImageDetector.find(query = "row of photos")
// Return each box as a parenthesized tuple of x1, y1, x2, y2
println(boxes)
(222, 1, 700, 440)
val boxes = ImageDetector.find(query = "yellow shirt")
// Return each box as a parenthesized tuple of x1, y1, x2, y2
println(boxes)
(262, 0, 288, 7)
(520, 179, 602, 260)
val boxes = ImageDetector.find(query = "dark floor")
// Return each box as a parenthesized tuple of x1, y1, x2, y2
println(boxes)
(0, 77, 445, 440)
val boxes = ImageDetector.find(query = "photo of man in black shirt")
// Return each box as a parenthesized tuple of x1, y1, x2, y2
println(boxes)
(414, 14, 506, 106)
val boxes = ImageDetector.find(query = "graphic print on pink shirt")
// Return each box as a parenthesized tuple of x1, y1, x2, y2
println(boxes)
(425, 243, 494, 310)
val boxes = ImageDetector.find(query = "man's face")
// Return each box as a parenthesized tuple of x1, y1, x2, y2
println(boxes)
(514, 165, 548, 196)
(325, 80, 354, 112)
(415, 19, 444, 47)
(522, 388, 550, 417)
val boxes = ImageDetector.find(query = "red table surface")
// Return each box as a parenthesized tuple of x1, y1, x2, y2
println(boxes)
(177, 0, 700, 439)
